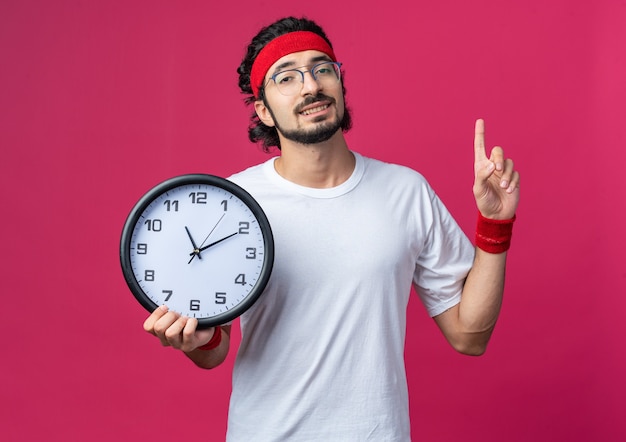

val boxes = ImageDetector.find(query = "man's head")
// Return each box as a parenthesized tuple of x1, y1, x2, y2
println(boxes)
(237, 17, 352, 152)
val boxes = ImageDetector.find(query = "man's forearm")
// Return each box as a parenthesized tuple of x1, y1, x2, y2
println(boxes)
(434, 248, 508, 355)
(456, 248, 507, 352)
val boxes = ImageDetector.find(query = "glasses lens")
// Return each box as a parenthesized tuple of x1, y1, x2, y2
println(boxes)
(274, 70, 301, 95)
(314, 62, 341, 84)
(272, 62, 341, 95)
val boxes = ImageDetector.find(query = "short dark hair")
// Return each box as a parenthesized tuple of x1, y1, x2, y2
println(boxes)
(237, 17, 352, 152)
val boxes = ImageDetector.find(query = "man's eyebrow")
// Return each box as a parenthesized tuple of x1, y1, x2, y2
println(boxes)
(270, 55, 333, 76)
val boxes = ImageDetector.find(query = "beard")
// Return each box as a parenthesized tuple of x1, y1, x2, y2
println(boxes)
(266, 93, 347, 145)
(278, 117, 342, 144)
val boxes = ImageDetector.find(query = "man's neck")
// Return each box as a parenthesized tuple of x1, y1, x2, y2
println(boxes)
(274, 132, 355, 189)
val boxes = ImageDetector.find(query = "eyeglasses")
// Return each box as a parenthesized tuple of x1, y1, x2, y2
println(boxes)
(266, 61, 342, 96)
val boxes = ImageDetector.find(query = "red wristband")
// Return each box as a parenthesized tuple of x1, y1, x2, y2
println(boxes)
(475, 212, 516, 254)
(197, 326, 222, 351)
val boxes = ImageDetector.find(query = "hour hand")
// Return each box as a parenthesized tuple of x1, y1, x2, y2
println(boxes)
(185, 226, 202, 262)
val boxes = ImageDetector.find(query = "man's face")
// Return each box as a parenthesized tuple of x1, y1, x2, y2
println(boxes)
(256, 50, 345, 145)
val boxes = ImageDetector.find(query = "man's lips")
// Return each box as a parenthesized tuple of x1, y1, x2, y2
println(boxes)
(296, 95, 335, 116)
(300, 103, 330, 116)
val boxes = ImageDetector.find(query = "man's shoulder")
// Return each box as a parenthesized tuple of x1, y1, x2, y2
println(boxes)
(359, 153, 429, 185)
(227, 158, 275, 186)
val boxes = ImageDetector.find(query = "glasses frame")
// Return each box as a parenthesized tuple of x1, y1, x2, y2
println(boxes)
(266, 61, 343, 96)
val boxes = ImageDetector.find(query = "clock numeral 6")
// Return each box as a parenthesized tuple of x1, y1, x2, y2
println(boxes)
(215, 292, 226, 304)
(190, 300, 201, 311)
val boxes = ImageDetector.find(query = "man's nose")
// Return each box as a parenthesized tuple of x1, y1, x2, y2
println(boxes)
(300, 70, 321, 96)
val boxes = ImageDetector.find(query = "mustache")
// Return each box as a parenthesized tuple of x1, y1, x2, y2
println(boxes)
(295, 94, 335, 113)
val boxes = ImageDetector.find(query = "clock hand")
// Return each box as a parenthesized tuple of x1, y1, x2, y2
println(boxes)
(198, 213, 226, 249)
(185, 226, 202, 260)
(191, 232, 239, 254)
(188, 214, 226, 264)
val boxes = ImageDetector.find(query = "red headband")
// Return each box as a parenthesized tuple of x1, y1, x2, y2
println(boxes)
(250, 31, 337, 98)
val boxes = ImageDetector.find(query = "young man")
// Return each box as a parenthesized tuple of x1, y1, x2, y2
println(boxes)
(144, 17, 520, 441)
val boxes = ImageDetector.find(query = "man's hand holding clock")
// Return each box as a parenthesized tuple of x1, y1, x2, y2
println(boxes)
(143, 305, 219, 351)
(143, 305, 232, 368)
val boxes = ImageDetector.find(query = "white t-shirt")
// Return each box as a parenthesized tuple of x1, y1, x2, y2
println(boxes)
(226, 152, 474, 441)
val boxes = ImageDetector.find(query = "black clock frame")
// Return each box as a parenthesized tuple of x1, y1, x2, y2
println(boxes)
(120, 174, 274, 328)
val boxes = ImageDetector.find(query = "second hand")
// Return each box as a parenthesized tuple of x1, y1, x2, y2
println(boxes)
(189, 213, 226, 264)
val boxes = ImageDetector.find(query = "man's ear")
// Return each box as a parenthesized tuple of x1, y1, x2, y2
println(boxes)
(254, 100, 276, 127)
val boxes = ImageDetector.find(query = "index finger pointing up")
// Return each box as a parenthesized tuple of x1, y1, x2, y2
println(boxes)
(474, 118, 487, 161)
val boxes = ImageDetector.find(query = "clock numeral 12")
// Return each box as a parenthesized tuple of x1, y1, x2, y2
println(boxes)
(189, 192, 207, 204)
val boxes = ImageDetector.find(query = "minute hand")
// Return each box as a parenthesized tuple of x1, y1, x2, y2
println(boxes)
(192, 232, 239, 254)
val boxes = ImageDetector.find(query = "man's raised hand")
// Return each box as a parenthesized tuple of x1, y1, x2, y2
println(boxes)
(472, 119, 520, 220)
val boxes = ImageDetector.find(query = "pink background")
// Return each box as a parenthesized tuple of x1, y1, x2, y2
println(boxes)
(2, 1, 625, 441)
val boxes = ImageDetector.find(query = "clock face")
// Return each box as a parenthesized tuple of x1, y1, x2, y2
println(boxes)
(120, 174, 274, 328)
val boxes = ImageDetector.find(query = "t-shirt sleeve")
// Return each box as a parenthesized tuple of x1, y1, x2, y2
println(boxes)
(413, 190, 475, 317)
